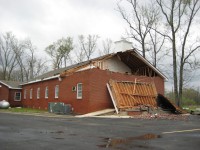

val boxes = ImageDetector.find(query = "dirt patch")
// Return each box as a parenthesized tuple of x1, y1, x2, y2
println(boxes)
(98, 133, 161, 148)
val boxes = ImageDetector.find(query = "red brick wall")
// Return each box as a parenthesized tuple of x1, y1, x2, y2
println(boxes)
(22, 78, 61, 110)
(21, 68, 165, 114)
(0, 84, 9, 101)
(0, 83, 22, 107)
(88, 69, 164, 113)
(9, 89, 22, 107)
(22, 73, 90, 114)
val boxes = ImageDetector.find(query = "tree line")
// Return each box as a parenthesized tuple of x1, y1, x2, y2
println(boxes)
(0, 33, 113, 82)
(0, 32, 48, 82)
(166, 87, 200, 106)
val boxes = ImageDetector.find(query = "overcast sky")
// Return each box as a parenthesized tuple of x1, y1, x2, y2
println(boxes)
(0, 0, 126, 51)
(1, 0, 200, 89)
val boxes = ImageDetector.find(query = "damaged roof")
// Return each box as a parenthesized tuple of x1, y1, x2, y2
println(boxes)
(115, 50, 167, 79)
(60, 49, 167, 79)
(22, 49, 167, 85)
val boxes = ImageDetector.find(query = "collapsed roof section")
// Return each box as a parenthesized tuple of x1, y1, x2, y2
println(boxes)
(107, 80, 157, 113)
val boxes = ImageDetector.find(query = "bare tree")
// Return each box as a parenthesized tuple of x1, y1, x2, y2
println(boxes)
(99, 38, 113, 55)
(13, 42, 25, 81)
(45, 37, 73, 69)
(78, 35, 99, 60)
(117, 0, 159, 58)
(156, 0, 200, 106)
(24, 40, 36, 80)
(14, 39, 48, 81)
(148, 22, 167, 67)
(0, 32, 48, 82)
(74, 47, 86, 63)
(0, 32, 18, 80)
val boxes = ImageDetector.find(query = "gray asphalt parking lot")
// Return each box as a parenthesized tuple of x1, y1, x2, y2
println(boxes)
(0, 113, 200, 150)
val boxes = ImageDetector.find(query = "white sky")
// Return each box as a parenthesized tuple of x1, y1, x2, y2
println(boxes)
(0, 0, 200, 90)
(0, 0, 126, 52)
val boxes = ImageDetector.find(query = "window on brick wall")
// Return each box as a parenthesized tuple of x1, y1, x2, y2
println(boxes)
(30, 88, 33, 99)
(55, 85, 59, 98)
(15, 92, 21, 101)
(45, 86, 48, 99)
(77, 83, 82, 99)
(37, 87, 40, 99)
(24, 89, 26, 99)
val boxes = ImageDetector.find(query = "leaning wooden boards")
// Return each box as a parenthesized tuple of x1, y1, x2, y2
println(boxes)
(107, 80, 157, 111)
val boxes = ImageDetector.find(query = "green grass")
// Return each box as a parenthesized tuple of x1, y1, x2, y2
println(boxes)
(0, 107, 47, 113)
(182, 105, 200, 111)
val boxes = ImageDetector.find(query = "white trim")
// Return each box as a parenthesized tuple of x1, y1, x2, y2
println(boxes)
(55, 85, 59, 99)
(77, 83, 83, 99)
(21, 75, 60, 86)
(14, 92, 21, 101)
(106, 83, 119, 114)
(45, 86, 49, 99)
(37, 87, 40, 99)
(30, 88, 33, 99)
(77, 64, 96, 72)
(24, 89, 27, 99)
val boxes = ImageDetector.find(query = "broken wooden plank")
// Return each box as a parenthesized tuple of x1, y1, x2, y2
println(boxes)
(106, 83, 119, 114)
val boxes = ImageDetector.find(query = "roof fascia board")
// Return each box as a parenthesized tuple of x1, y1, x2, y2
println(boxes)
(0, 81, 11, 88)
(21, 75, 60, 86)
(10, 88, 22, 90)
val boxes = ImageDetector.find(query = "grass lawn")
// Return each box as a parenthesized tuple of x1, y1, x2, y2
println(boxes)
(0, 107, 47, 113)
(182, 105, 200, 112)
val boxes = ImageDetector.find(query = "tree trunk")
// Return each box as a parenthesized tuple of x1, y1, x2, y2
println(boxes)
(172, 32, 179, 106)
(178, 63, 184, 106)
(142, 39, 145, 58)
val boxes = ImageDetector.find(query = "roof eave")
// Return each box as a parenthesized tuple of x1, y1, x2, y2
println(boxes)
(21, 75, 60, 86)
(10, 88, 22, 90)
(0, 81, 21, 89)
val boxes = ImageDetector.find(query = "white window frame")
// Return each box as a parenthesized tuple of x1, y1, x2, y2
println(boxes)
(37, 87, 40, 99)
(30, 88, 33, 99)
(55, 85, 59, 98)
(77, 83, 82, 99)
(14, 92, 21, 101)
(24, 89, 26, 99)
(45, 86, 48, 99)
